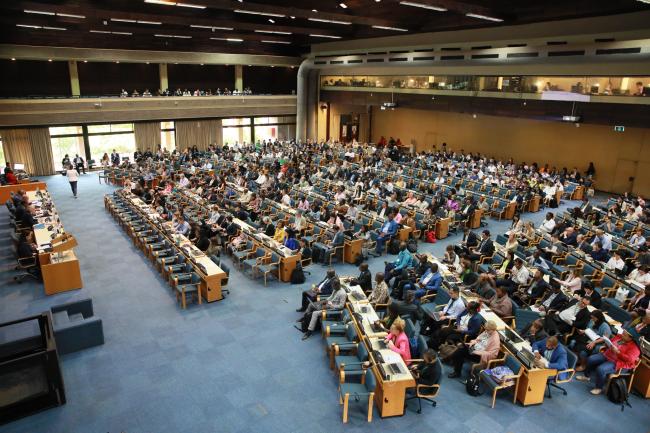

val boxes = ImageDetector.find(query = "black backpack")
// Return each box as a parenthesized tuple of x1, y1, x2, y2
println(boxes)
(290, 263, 305, 285)
(607, 377, 632, 411)
(465, 371, 482, 396)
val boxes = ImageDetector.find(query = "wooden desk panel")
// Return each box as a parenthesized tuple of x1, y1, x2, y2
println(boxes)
(0, 182, 47, 202)
(632, 356, 650, 398)
(344, 239, 363, 264)
(436, 218, 450, 240)
(516, 368, 555, 406)
(40, 251, 83, 295)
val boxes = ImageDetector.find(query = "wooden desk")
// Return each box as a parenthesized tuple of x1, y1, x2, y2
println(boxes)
(435, 217, 450, 239)
(572, 186, 584, 200)
(397, 226, 412, 241)
(40, 250, 83, 295)
(279, 254, 301, 282)
(344, 238, 363, 264)
(516, 367, 556, 406)
(528, 195, 540, 213)
(469, 209, 483, 229)
(0, 181, 47, 202)
(504, 202, 516, 220)
(632, 356, 650, 398)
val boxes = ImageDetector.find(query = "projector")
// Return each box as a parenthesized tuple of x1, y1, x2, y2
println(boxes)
(380, 102, 397, 110)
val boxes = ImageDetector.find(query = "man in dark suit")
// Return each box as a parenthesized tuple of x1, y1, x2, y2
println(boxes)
(559, 227, 578, 247)
(459, 197, 476, 223)
(297, 268, 336, 312)
(468, 230, 494, 262)
(349, 263, 372, 293)
(459, 227, 479, 253)
(571, 197, 593, 220)
(576, 234, 592, 254)
(576, 281, 602, 309)
(536, 285, 568, 315)
(544, 296, 591, 335)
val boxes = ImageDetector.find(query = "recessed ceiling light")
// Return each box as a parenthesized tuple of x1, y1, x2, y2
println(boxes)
(24, 9, 55, 15)
(339, 2, 347, 8)
(116, 61, 120, 63)
(465, 13, 503, 22)
(11, 58, 16, 61)
(90, 30, 111, 33)
(210, 37, 243, 42)
(312, 9, 317, 12)
(398, 1, 447, 11)
(309, 34, 341, 39)
(268, 18, 275, 23)
(16, 24, 42, 29)
(48, 59, 52, 62)
(261, 40, 291, 44)
(234, 9, 285, 18)
(138, 20, 162, 24)
(146, 61, 150, 64)
(112, 31, 133, 35)
(372, 25, 408, 31)
(84, 60, 88, 62)
(144, 0, 176, 4)
(154, 33, 191, 38)
(43, 26, 67, 31)
(308, 18, 351, 25)
(176, 3, 206, 9)
(111, 18, 136, 23)
(200, 63, 204, 65)
(290, 16, 295, 19)
(144, 1, 206, 8)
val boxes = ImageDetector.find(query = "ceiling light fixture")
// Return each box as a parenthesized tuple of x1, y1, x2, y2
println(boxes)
(144, 1, 206, 9)
(144, 0, 176, 4)
(290, 16, 295, 19)
(339, 2, 348, 8)
(57, 13, 86, 19)
(43, 26, 67, 31)
(308, 18, 352, 25)
(11, 58, 16, 61)
(16, 24, 42, 29)
(312, 9, 318, 12)
(112, 31, 133, 35)
(155, 33, 191, 38)
(372, 25, 408, 31)
(398, 1, 447, 11)
(268, 18, 275, 23)
(176, 3, 206, 9)
(190, 25, 234, 30)
(261, 40, 291, 44)
(234, 9, 285, 18)
(465, 12, 503, 22)
(48, 59, 52, 62)
(309, 34, 341, 39)
(84, 60, 88, 62)
(90, 30, 111, 33)
(111, 18, 136, 23)
(138, 20, 162, 24)
(255, 30, 292, 35)
(90, 30, 132, 35)
(24, 9, 55, 15)
(210, 37, 243, 42)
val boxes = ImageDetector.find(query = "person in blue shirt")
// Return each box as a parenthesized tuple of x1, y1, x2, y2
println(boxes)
(532, 336, 569, 379)
(409, 262, 442, 301)
(284, 228, 299, 251)
(372, 213, 398, 256)
(590, 241, 609, 262)
(384, 242, 413, 284)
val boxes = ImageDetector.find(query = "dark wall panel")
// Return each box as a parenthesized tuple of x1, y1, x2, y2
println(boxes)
(0, 60, 71, 97)
(78, 62, 159, 97)
(167, 64, 234, 92)
(243, 66, 297, 94)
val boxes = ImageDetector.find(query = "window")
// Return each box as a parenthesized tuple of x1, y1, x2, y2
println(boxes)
(252, 116, 296, 142)
(222, 117, 251, 146)
(161, 121, 175, 151)
(49, 126, 84, 171)
(88, 123, 136, 163)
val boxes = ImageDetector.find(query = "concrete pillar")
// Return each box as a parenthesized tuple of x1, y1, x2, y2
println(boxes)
(306, 69, 319, 140)
(159, 63, 168, 91)
(68, 60, 80, 97)
(235, 65, 243, 92)
(296, 60, 310, 141)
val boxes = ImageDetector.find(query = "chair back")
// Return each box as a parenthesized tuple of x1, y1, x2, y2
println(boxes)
(417, 335, 429, 357)
(504, 354, 523, 377)
(365, 369, 377, 392)
(221, 262, 230, 276)
(357, 341, 369, 362)
(405, 318, 416, 339)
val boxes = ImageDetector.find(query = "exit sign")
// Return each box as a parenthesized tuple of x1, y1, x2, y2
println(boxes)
(614, 126, 625, 132)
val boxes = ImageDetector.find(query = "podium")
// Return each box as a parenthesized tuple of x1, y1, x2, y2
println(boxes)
(39, 234, 83, 296)
(344, 239, 363, 264)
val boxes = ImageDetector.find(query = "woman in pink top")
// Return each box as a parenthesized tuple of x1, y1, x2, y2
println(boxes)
(559, 268, 582, 293)
(385, 317, 411, 364)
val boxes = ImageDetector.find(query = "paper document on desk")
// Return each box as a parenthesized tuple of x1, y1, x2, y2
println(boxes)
(382, 350, 402, 364)
(543, 275, 550, 284)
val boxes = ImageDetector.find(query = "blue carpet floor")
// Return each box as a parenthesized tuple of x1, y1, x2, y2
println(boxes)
(1, 174, 648, 433)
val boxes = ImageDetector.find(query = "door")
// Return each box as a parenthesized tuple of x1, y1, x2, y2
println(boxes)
(611, 159, 638, 194)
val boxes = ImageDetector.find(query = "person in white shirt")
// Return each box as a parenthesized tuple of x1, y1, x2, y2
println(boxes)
(540, 212, 556, 233)
(178, 173, 190, 188)
(422, 287, 465, 336)
(629, 228, 646, 248)
(65, 164, 80, 198)
(591, 229, 612, 252)
(281, 189, 292, 207)
(628, 266, 650, 286)
(605, 251, 625, 273)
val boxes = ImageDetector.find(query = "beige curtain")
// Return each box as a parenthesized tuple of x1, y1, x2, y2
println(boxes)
(175, 119, 222, 151)
(134, 122, 161, 152)
(3, 128, 55, 176)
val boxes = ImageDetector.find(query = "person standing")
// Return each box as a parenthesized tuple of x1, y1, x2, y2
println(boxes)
(66, 164, 79, 198)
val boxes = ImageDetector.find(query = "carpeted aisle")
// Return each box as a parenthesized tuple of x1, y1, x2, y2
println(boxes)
(0, 173, 648, 433)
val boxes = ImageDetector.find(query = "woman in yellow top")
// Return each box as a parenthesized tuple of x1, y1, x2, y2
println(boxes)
(273, 220, 286, 243)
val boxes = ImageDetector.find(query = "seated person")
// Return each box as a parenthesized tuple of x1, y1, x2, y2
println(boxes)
(374, 302, 400, 333)
(513, 268, 549, 306)
(544, 296, 591, 336)
(448, 320, 500, 378)
(590, 241, 608, 262)
(390, 291, 421, 322)
(409, 349, 442, 395)
(575, 281, 602, 309)
(604, 250, 626, 275)
(312, 225, 344, 264)
(520, 319, 549, 345)
(385, 317, 411, 364)
(534, 284, 568, 316)
(576, 328, 641, 395)
(173, 214, 190, 236)
(429, 301, 482, 350)
(283, 228, 299, 251)
(482, 286, 513, 318)
(405, 262, 442, 301)
(349, 262, 372, 293)
(531, 336, 569, 375)
(372, 213, 398, 256)
(384, 241, 414, 284)
(572, 310, 612, 372)
(467, 230, 494, 262)
(17, 232, 41, 278)
(296, 268, 336, 312)
(421, 287, 465, 336)
(298, 278, 346, 340)
(367, 272, 389, 306)
(495, 258, 529, 293)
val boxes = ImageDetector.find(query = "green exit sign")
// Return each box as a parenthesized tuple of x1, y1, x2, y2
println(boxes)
(614, 126, 625, 132)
